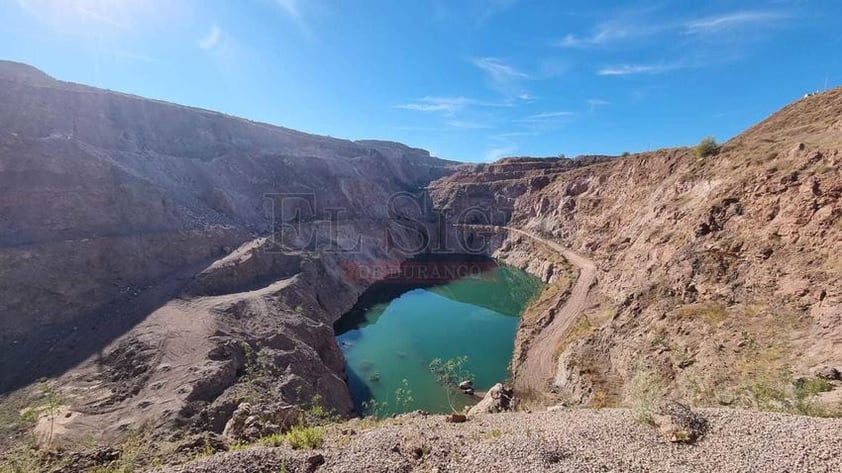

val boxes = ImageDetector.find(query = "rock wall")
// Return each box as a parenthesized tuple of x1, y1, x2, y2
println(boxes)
(428, 89, 842, 408)
(0, 60, 453, 395)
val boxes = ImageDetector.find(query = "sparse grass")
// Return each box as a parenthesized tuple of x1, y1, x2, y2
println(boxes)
(626, 370, 663, 426)
(589, 390, 611, 409)
(485, 429, 503, 440)
(228, 441, 252, 452)
(796, 377, 833, 396)
(650, 328, 670, 350)
(285, 425, 324, 450)
(253, 425, 325, 451)
(0, 444, 42, 473)
(522, 278, 571, 325)
(673, 302, 728, 325)
(259, 433, 287, 448)
(740, 367, 842, 418)
(554, 315, 593, 360)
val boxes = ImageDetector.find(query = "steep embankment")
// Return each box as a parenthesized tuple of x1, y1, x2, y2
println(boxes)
(0, 61, 454, 445)
(431, 89, 842, 410)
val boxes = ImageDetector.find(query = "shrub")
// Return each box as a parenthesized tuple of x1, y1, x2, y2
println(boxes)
(285, 425, 324, 450)
(258, 433, 286, 447)
(627, 370, 663, 425)
(695, 137, 720, 158)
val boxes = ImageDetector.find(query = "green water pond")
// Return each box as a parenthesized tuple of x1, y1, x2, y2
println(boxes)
(335, 259, 543, 416)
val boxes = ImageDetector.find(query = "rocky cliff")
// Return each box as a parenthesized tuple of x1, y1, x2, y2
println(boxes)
(429, 88, 842, 411)
(0, 61, 454, 445)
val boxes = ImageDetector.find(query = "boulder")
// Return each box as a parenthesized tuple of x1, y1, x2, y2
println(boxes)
(458, 380, 474, 390)
(222, 402, 301, 443)
(814, 366, 841, 381)
(467, 383, 515, 416)
(652, 401, 707, 444)
(446, 414, 467, 423)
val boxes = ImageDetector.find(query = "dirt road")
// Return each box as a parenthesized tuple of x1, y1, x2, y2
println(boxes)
(456, 225, 597, 398)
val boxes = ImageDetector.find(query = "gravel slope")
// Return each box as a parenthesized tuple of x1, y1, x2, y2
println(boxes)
(161, 408, 842, 473)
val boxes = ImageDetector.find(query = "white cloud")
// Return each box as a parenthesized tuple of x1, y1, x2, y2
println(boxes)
(472, 57, 532, 101)
(557, 23, 643, 48)
(395, 96, 478, 114)
(274, 0, 301, 19)
(447, 120, 491, 129)
(484, 144, 517, 162)
(597, 63, 681, 76)
(198, 25, 223, 50)
(75, 5, 128, 29)
(497, 131, 540, 138)
(685, 11, 787, 34)
(519, 111, 575, 122)
(472, 57, 530, 80)
(588, 98, 611, 108)
(558, 9, 788, 49)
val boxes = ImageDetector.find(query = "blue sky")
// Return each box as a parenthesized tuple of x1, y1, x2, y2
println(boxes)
(1, 0, 840, 162)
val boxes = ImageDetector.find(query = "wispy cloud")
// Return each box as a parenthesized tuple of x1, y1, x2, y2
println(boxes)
(473, 57, 530, 80)
(597, 63, 683, 76)
(198, 25, 223, 50)
(274, 0, 301, 19)
(396, 95, 511, 115)
(472, 57, 532, 101)
(446, 120, 491, 129)
(75, 6, 128, 29)
(684, 11, 787, 35)
(588, 98, 611, 109)
(557, 22, 648, 48)
(518, 111, 575, 122)
(395, 96, 479, 114)
(484, 144, 518, 162)
(497, 131, 540, 138)
(272, 0, 319, 37)
(559, 9, 789, 50)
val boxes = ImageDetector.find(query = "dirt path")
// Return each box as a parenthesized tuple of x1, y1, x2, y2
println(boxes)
(456, 225, 596, 397)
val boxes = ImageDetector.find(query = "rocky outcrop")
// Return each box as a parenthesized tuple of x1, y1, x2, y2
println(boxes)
(0, 61, 455, 448)
(0, 58, 453, 344)
(428, 87, 842, 410)
(467, 383, 515, 415)
(222, 403, 301, 443)
(652, 401, 708, 443)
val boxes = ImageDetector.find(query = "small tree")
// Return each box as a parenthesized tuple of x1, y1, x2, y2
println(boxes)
(695, 137, 719, 158)
(429, 356, 473, 414)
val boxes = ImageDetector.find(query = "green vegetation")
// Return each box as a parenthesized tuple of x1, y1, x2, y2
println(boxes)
(695, 136, 720, 158)
(284, 425, 324, 450)
(258, 433, 287, 448)
(627, 370, 663, 425)
(393, 379, 415, 410)
(0, 445, 42, 473)
(674, 302, 728, 325)
(745, 371, 841, 418)
(554, 315, 593, 360)
(429, 356, 473, 414)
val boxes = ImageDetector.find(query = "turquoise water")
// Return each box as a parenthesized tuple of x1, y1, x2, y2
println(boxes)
(335, 260, 543, 416)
